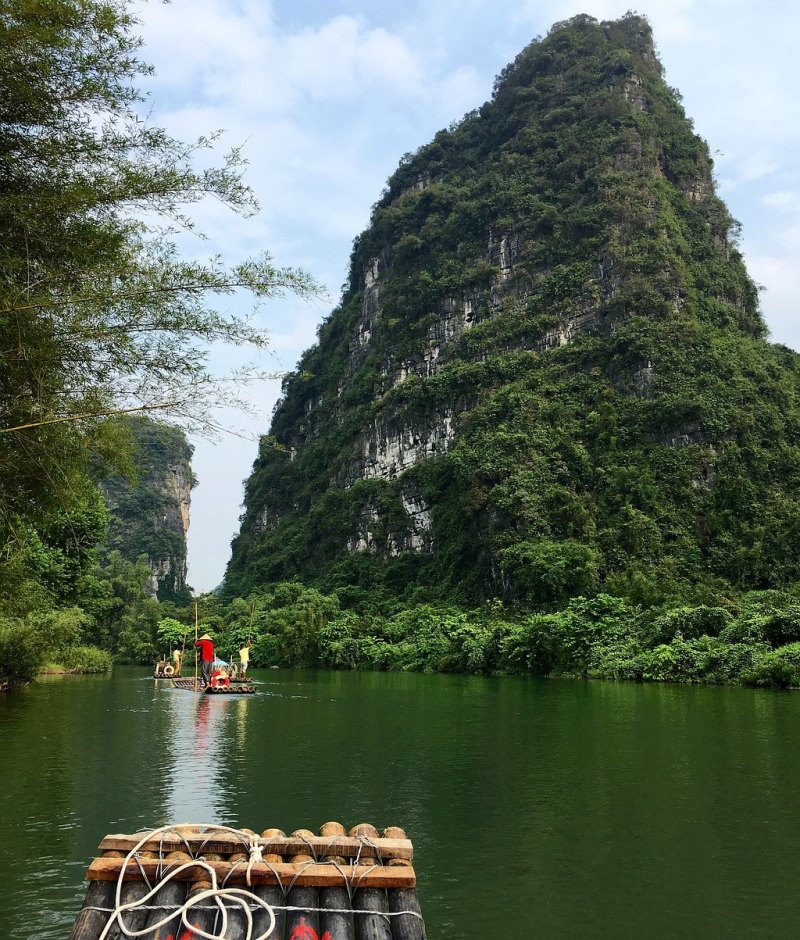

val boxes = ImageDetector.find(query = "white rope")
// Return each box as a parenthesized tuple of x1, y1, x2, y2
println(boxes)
(97, 824, 277, 940)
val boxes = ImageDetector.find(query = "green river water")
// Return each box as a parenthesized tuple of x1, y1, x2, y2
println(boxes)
(2, 667, 799, 938)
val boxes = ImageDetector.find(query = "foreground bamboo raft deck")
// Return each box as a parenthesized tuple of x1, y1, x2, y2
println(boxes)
(69, 822, 427, 939)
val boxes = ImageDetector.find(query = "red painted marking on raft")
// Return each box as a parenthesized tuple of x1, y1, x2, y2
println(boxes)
(289, 918, 332, 940)
(166, 925, 200, 940)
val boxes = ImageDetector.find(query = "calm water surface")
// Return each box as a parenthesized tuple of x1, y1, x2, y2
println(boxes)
(1, 667, 799, 938)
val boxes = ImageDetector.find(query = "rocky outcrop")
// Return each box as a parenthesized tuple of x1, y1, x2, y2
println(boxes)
(224, 14, 785, 602)
(100, 417, 195, 601)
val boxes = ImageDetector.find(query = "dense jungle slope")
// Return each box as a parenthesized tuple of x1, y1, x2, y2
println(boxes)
(226, 13, 800, 609)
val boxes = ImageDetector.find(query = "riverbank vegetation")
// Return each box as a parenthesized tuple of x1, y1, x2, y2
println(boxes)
(158, 583, 800, 690)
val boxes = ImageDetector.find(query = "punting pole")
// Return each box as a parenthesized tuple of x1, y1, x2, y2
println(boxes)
(67, 879, 115, 940)
(194, 601, 199, 692)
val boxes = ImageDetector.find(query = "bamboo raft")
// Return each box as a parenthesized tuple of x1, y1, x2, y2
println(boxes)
(172, 677, 259, 695)
(69, 822, 426, 939)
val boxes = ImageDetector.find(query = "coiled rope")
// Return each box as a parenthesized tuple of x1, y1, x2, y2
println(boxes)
(98, 824, 276, 940)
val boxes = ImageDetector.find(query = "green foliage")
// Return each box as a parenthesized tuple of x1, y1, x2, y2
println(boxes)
(194, 583, 800, 690)
(741, 644, 800, 689)
(0, 620, 45, 685)
(157, 617, 189, 650)
(56, 645, 113, 674)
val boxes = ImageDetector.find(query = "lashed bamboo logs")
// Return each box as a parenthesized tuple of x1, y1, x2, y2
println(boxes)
(73, 822, 426, 939)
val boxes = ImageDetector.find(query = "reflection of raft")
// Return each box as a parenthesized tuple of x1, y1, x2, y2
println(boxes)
(69, 822, 427, 939)
(171, 676, 258, 694)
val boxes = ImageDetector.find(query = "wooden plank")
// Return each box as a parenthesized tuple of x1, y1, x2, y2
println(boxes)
(85, 857, 416, 890)
(99, 832, 414, 862)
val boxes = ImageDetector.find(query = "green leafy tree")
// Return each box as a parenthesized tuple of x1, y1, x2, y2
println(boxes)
(0, 0, 320, 610)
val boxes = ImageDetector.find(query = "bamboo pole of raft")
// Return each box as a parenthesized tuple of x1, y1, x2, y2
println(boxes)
(143, 865, 188, 940)
(388, 881, 428, 940)
(285, 840, 320, 940)
(252, 883, 286, 940)
(353, 885, 393, 940)
(67, 879, 115, 940)
(182, 879, 218, 938)
(102, 882, 152, 940)
(317, 822, 355, 940)
(348, 822, 393, 940)
(220, 850, 252, 940)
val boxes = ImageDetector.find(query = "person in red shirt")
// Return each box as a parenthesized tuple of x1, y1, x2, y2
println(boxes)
(194, 633, 215, 687)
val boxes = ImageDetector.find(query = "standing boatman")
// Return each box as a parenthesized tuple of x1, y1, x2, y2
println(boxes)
(239, 639, 252, 679)
(194, 633, 215, 688)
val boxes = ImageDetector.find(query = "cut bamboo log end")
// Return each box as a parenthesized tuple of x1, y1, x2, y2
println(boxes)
(261, 828, 286, 839)
(349, 823, 379, 839)
(101, 851, 125, 859)
(292, 828, 316, 839)
(388, 859, 413, 868)
(383, 826, 406, 840)
(290, 853, 315, 864)
(165, 851, 192, 863)
(320, 821, 346, 837)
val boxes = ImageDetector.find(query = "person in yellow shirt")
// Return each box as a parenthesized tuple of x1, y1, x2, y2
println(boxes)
(239, 640, 252, 678)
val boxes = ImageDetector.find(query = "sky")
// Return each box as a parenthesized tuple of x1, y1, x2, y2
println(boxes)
(131, 0, 800, 592)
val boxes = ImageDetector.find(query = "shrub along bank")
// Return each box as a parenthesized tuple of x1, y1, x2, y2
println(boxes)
(192, 583, 800, 690)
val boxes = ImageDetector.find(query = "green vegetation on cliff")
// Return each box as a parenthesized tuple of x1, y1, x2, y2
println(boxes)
(227, 14, 800, 618)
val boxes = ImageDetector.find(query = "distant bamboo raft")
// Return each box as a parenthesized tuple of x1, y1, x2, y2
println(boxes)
(171, 677, 258, 694)
(69, 822, 427, 939)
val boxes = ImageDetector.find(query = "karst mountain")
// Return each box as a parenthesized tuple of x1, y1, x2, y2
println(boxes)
(225, 13, 800, 608)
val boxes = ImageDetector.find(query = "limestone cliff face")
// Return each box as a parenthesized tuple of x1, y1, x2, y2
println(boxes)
(225, 15, 800, 603)
(101, 417, 195, 601)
